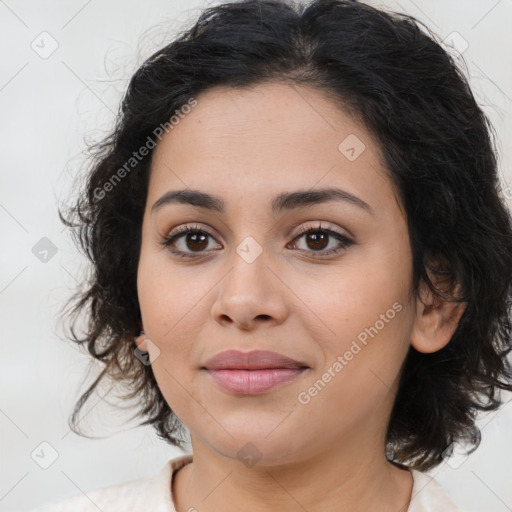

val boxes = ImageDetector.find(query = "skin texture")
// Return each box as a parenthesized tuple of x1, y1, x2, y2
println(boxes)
(135, 82, 466, 512)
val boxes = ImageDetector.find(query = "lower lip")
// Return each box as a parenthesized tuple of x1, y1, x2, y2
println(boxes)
(205, 368, 307, 395)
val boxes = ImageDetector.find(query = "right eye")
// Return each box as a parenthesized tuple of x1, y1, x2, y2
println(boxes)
(160, 224, 221, 258)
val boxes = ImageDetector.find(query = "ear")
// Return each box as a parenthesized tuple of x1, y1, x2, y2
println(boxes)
(135, 331, 148, 352)
(410, 271, 467, 354)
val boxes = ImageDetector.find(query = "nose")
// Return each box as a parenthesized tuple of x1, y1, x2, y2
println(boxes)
(210, 246, 289, 331)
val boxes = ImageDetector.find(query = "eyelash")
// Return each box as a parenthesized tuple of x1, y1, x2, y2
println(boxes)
(160, 222, 354, 259)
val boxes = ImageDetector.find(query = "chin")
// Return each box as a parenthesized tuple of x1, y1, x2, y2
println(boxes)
(201, 427, 310, 467)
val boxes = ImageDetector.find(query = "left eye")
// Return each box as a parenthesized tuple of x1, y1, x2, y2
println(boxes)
(160, 223, 353, 258)
(289, 225, 353, 256)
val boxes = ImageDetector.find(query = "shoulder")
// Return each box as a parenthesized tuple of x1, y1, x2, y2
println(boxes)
(408, 469, 465, 512)
(26, 454, 193, 512)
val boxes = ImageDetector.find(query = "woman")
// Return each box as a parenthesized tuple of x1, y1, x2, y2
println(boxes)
(31, 0, 512, 511)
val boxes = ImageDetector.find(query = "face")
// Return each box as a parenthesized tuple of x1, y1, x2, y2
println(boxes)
(137, 81, 418, 467)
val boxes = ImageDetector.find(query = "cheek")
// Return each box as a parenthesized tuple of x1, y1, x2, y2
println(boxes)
(294, 304, 412, 443)
(308, 261, 409, 346)
(137, 242, 209, 340)
(136, 248, 214, 406)
(303, 247, 413, 402)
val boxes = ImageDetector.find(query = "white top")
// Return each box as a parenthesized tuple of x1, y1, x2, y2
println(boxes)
(27, 453, 464, 512)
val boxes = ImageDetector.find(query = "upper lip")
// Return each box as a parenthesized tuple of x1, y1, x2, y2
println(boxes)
(202, 350, 309, 370)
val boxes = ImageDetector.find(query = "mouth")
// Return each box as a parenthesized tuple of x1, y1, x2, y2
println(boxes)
(203, 367, 309, 395)
(202, 349, 309, 370)
(201, 349, 310, 395)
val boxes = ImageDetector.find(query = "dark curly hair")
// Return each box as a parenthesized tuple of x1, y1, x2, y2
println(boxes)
(59, 0, 512, 471)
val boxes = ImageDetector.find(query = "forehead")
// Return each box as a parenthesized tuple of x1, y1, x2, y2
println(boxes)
(148, 81, 397, 216)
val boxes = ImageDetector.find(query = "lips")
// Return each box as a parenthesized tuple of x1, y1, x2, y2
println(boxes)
(202, 349, 309, 371)
(202, 350, 310, 395)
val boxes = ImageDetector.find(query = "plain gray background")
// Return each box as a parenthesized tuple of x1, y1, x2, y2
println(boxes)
(1, 1, 511, 511)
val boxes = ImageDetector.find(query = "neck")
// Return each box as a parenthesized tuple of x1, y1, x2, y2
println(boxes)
(172, 429, 413, 512)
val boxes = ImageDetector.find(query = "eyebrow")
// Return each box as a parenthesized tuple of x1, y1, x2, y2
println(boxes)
(151, 187, 374, 216)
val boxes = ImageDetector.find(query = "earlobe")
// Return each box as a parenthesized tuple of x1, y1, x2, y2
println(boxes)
(135, 330, 148, 352)
(410, 282, 467, 354)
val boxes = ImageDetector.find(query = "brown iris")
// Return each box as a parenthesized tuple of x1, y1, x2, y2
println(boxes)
(185, 231, 209, 251)
(304, 231, 329, 251)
